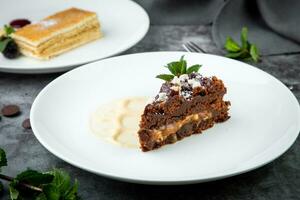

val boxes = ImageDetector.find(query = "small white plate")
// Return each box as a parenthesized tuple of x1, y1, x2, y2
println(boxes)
(0, 0, 149, 74)
(31, 52, 300, 184)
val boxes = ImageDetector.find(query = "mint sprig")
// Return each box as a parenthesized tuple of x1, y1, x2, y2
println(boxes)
(0, 38, 12, 52)
(39, 169, 79, 200)
(4, 25, 15, 36)
(0, 25, 15, 53)
(0, 147, 80, 200)
(224, 27, 260, 63)
(0, 148, 7, 195)
(156, 56, 202, 81)
(0, 148, 7, 169)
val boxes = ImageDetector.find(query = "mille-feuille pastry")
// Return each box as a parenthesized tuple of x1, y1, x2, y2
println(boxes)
(12, 7, 102, 60)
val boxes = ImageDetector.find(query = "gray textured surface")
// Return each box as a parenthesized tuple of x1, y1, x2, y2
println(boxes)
(133, 0, 224, 25)
(0, 25, 300, 199)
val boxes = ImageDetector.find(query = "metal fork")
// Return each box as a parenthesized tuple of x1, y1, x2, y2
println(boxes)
(182, 41, 299, 91)
(182, 41, 206, 53)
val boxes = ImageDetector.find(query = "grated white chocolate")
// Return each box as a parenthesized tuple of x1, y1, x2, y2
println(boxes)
(154, 73, 209, 103)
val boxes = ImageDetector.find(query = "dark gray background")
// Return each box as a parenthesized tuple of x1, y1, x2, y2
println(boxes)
(1, 0, 300, 199)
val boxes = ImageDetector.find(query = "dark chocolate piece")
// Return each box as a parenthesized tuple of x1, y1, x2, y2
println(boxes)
(22, 118, 31, 130)
(1, 105, 20, 117)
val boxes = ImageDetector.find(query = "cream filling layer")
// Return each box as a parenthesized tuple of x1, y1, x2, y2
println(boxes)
(15, 21, 101, 58)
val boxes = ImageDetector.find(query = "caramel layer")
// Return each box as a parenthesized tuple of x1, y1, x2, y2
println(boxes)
(150, 111, 213, 143)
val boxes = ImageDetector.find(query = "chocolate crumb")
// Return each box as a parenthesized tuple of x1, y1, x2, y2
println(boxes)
(22, 118, 31, 129)
(199, 91, 206, 96)
(1, 105, 20, 117)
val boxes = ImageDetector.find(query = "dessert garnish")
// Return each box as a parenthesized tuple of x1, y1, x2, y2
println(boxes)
(138, 57, 230, 151)
(224, 27, 260, 63)
(0, 148, 80, 199)
(10, 19, 31, 29)
(156, 56, 201, 81)
(0, 25, 20, 59)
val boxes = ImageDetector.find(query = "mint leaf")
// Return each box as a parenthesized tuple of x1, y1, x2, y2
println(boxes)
(43, 185, 60, 200)
(8, 170, 54, 200)
(250, 44, 259, 63)
(156, 74, 174, 81)
(225, 37, 241, 52)
(64, 180, 79, 199)
(15, 169, 54, 186)
(157, 56, 203, 81)
(4, 25, 15, 36)
(0, 148, 7, 171)
(42, 169, 80, 200)
(226, 51, 246, 59)
(241, 27, 248, 49)
(166, 63, 178, 76)
(0, 38, 12, 52)
(224, 27, 260, 63)
(186, 64, 201, 74)
(9, 185, 19, 200)
(169, 61, 182, 76)
(179, 56, 187, 74)
(35, 193, 47, 200)
(36, 193, 47, 200)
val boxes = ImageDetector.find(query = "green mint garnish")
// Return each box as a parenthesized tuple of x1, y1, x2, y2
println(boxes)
(0, 147, 81, 199)
(0, 25, 16, 53)
(224, 27, 260, 63)
(156, 56, 202, 81)
(4, 25, 15, 36)
(0, 37, 12, 52)
(0, 148, 7, 170)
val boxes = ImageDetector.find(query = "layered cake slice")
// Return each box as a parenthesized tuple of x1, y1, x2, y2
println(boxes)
(12, 7, 102, 59)
(138, 57, 230, 151)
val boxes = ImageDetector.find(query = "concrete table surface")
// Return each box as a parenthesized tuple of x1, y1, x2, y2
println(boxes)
(0, 24, 300, 199)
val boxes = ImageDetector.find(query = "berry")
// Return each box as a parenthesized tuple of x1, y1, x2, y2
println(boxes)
(2, 40, 20, 59)
(10, 19, 31, 29)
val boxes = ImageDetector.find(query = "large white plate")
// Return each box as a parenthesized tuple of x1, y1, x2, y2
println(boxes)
(0, 0, 149, 74)
(31, 52, 300, 184)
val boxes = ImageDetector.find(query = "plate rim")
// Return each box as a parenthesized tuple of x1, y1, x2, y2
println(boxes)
(30, 51, 300, 184)
(0, 0, 150, 74)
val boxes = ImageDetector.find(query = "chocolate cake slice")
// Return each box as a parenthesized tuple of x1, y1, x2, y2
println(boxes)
(138, 57, 230, 151)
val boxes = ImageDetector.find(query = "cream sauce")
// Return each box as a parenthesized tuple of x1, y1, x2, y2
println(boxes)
(90, 97, 148, 148)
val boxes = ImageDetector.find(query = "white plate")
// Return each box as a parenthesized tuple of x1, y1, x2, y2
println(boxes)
(31, 52, 300, 184)
(0, 0, 149, 74)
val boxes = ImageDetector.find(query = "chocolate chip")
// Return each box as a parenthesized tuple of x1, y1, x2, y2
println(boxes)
(1, 105, 20, 117)
(22, 118, 31, 129)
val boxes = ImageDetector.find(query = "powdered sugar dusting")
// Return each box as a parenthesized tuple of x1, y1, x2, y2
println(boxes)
(37, 19, 57, 29)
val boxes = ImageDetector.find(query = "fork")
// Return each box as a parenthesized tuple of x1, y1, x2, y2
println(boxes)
(182, 41, 299, 91)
